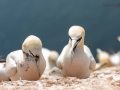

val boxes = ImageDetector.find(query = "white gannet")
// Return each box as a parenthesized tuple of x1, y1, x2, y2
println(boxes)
(94, 63, 107, 71)
(41, 48, 61, 79)
(5, 35, 46, 81)
(56, 25, 96, 79)
(110, 51, 120, 66)
(96, 48, 112, 69)
(0, 60, 10, 81)
(42, 48, 59, 71)
(117, 36, 120, 42)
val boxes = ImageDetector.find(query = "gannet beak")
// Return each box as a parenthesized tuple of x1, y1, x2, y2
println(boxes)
(71, 39, 77, 62)
(71, 37, 82, 62)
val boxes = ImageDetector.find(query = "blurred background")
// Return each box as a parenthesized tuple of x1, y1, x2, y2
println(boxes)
(0, 0, 120, 62)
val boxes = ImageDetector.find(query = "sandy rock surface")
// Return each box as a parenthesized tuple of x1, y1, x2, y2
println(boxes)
(0, 66, 120, 90)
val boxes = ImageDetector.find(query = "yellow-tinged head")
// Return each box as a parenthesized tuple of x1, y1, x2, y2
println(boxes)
(68, 25, 85, 62)
(22, 35, 42, 57)
(96, 48, 111, 68)
(68, 25, 85, 39)
(48, 51, 59, 62)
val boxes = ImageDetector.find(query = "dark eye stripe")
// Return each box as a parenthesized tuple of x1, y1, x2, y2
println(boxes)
(29, 50, 35, 57)
(69, 36, 72, 40)
(35, 55, 39, 58)
(77, 37, 82, 42)
(29, 50, 39, 58)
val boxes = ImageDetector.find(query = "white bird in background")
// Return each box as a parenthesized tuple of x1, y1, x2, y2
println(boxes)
(95, 48, 112, 70)
(42, 48, 59, 71)
(5, 35, 46, 81)
(95, 63, 107, 71)
(0, 60, 10, 81)
(117, 36, 120, 42)
(56, 25, 96, 79)
(110, 51, 120, 66)
(41, 48, 62, 79)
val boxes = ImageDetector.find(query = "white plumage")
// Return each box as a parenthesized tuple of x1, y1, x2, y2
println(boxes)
(57, 25, 96, 79)
(110, 51, 120, 66)
(5, 35, 46, 81)
(0, 61, 10, 81)
(42, 48, 59, 71)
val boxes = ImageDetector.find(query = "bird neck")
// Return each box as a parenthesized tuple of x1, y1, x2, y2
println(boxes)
(48, 60, 56, 68)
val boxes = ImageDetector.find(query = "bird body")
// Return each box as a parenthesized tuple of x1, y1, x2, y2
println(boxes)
(42, 48, 59, 71)
(57, 26, 96, 79)
(42, 48, 50, 62)
(96, 48, 111, 69)
(0, 62, 10, 81)
(117, 36, 120, 42)
(58, 45, 94, 78)
(5, 35, 46, 81)
(110, 51, 120, 66)
(95, 63, 107, 70)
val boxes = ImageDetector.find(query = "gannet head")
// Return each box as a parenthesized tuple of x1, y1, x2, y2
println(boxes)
(68, 25, 85, 62)
(22, 35, 42, 59)
(96, 48, 111, 67)
(48, 51, 59, 62)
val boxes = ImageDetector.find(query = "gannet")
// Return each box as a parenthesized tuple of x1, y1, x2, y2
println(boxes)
(5, 35, 46, 81)
(94, 63, 107, 71)
(41, 48, 61, 79)
(42, 48, 59, 71)
(0, 60, 10, 81)
(96, 48, 112, 69)
(117, 36, 120, 42)
(56, 25, 96, 79)
(110, 51, 120, 66)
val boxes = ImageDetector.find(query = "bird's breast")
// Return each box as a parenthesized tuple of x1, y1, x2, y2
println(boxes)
(16, 57, 40, 80)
